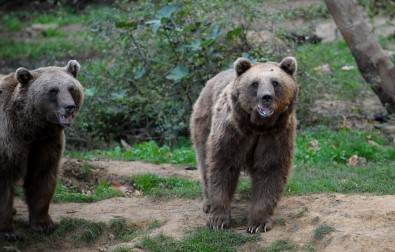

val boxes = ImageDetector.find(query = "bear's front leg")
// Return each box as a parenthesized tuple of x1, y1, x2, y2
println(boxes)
(247, 173, 279, 233)
(24, 139, 63, 234)
(0, 177, 19, 240)
(246, 134, 293, 234)
(206, 157, 241, 230)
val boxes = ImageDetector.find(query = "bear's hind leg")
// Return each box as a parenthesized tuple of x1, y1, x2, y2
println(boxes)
(0, 177, 19, 240)
(24, 140, 63, 234)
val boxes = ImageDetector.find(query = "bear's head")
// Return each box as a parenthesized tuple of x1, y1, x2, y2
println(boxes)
(15, 60, 84, 128)
(230, 57, 297, 128)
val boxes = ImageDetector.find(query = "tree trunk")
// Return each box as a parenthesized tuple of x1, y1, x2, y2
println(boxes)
(324, 0, 395, 114)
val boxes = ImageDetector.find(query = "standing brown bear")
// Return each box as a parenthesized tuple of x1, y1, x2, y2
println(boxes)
(0, 60, 84, 240)
(190, 56, 298, 233)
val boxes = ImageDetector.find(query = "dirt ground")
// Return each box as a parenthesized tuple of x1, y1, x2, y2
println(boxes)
(11, 159, 395, 252)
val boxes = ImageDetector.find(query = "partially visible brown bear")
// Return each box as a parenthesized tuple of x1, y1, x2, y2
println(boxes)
(0, 60, 84, 240)
(190, 56, 298, 233)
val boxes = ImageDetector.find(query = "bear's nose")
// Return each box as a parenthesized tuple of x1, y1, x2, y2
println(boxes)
(65, 104, 76, 114)
(261, 94, 272, 104)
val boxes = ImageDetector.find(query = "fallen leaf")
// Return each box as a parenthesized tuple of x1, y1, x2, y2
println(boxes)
(348, 155, 358, 167)
(341, 65, 355, 71)
(307, 139, 320, 151)
(313, 63, 332, 74)
(342, 116, 351, 129)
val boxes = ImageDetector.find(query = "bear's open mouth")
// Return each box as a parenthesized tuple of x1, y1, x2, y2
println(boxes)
(58, 114, 74, 126)
(257, 105, 274, 117)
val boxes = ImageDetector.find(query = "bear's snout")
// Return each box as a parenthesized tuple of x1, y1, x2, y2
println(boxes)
(64, 104, 76, 114)
(261, 94, 273, 104)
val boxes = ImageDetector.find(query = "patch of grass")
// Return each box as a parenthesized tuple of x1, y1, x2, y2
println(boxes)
(137, 227, 258, 252)
(112, 247, 132, 252)
(287, 162, 395, 195)
(286, 127, 395, 195)
(0, 218, 106, 250)
(290, 206, 308, 219)
(0, 217, 160, 251)
(68, 141, 196, 166)
(296, 127, 395, 165)
(0, 14, 23, 31)
(297, 40, 366, 96)
(109, 218, 164, 244)
(263, 240, 298, 252)
(53, 180, 123, 203)
(68, 127, 395, 196)
(0, 39, 90, 62)
(313, 224, 335, 241)
(109, 217, 140, 242)
(275, 218, 287, 227)
(131, 173, 201, 199)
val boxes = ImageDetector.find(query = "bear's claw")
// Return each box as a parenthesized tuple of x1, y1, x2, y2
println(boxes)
(1, 231, 21, 241)
(246, 224, 270, 234)
(207, 213, 230, 230)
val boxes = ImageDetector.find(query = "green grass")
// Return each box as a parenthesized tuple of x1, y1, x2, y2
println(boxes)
(136, 227, 258, 252)
(0, 218, 106, 250)
(131, 173, 201, 198)
(53, 180, 123, 203)
(0, 14, 23, 31)
(66, 127, 395, 197)
(0, 217, 164, 251)
(263, 240, 298, 252)
(297, 40, 365, 94)
(296, 126, 395, 164)
(67, 140, 196, 166)
(0, 39, 90, 62)
(0, 9, 89, 32)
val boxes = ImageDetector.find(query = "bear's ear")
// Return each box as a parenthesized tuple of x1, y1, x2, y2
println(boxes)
(234, 58, 252, 76)
(15, 67, 33, 86)
(279, 57, 297, 78)
(65, 60, 80, 78)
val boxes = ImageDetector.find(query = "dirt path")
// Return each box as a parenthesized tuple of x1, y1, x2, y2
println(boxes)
(12, 159, 395, 251)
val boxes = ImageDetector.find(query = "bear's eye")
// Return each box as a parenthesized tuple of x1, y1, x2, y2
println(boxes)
(68, 86, 75, 92)
(49, 88, 58, 95)
(251, 82, 259, 88)
(272, 80, 280, 87)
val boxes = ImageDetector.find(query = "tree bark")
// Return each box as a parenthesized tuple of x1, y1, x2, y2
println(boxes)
(324, 0, 395, 114)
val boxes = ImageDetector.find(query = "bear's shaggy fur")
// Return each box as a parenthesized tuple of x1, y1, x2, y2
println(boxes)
(190, 57, 298, 233)
(0, 60, 84, 240)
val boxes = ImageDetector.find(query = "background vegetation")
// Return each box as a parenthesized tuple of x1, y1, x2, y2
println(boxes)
(1, 0, 394, 147)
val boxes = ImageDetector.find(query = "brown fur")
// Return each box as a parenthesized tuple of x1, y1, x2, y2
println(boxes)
(190, 57, 298, 233)
(0, 60, 84, 240)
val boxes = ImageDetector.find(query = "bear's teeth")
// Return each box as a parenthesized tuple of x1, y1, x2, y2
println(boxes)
(257, 106, 273, 117)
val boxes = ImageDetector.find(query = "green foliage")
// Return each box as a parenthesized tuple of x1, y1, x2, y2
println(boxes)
(53, 180, 123, 203)
(131, 173, 201, 198)
(0, 14, 22, 31)
(137, 227, 258, 252)
(77, 0, 275, 144)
